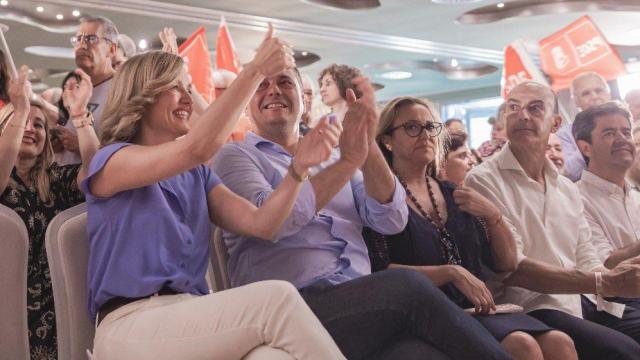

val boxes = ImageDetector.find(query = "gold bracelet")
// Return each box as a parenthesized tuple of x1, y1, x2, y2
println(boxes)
(71, 113, 94, 129)
(287, 162, 309, 182)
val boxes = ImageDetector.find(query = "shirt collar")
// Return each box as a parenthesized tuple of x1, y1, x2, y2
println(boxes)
(245, 131, 292, 157)
(496, 142, 559, 181)
(581, 170, 629, 197)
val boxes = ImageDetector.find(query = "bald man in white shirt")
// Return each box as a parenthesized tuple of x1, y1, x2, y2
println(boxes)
(466, 81, 640, 360)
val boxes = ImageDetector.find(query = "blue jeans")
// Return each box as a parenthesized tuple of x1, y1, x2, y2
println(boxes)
(299, 268, 511, 360)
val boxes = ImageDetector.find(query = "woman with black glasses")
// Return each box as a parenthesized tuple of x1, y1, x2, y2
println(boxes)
(374, 96, 578, 360)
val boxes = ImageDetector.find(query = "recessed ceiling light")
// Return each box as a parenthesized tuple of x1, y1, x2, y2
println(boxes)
(56, 14, 64, 20)
(450, 58, 459, 67)
(0, 0, 8, 6)
(36, 6, 44, 12)
(497, 2, 505, 8)
(378, 71, 412, 80)
(433, 58, 439, 63)
(138, 39, 148, 50)
(72, 10, 80, 17)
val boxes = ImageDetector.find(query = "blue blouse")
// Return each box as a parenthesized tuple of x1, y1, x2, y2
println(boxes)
(81, 143, 222, 319)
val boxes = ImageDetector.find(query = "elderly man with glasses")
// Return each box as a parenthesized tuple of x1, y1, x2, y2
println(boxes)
(58, 16, 118, 164)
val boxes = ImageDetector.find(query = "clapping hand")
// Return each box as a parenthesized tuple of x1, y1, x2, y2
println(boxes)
(159, 27, 179, 55)
(250, 23, 295, 77)
(7, 65, 31, 114)
(292, 116, 341, 176)
(62, 69, 93, 118)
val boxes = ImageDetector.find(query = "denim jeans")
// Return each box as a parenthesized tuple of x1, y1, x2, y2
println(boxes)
(299, 268, 511, 360)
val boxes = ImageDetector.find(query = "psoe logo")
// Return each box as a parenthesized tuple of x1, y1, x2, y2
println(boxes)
(551, 47, 570, 70)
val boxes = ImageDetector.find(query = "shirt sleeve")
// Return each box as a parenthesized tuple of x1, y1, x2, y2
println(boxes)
(201, 165, 223, 193)
(580, 194, 614, 263)
(556, 125, 586, 182)
(572, 188, 604, 271)
(211, 144, 316, 242)
(465, 171, 526, 268)
(351, 171, 408, 235)
(80, 143, 131, 199)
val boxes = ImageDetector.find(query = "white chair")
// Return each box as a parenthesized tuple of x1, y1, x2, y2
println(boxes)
(0, 204, 29, 359)
(45, 203, 93, 360)
(208, 225, 231, 292)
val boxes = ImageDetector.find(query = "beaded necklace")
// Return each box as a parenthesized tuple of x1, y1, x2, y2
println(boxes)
(396, 172, 462, 265)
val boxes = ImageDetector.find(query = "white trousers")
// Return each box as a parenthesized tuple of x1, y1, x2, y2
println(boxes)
(92, 280, 345, 360)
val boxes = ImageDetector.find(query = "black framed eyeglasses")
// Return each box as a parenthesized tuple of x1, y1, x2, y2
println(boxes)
(387, 120, 443, 138)
(70, 34, 113, 47)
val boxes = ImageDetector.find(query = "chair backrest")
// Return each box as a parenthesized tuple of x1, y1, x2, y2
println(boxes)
(0, 204, 29, 359)
(208, 225, 231, 292)
(45, 203, 93, 360)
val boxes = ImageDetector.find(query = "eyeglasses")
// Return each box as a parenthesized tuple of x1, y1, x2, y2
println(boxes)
(387, 120, 443, 138)
(70, 34, 113, 47)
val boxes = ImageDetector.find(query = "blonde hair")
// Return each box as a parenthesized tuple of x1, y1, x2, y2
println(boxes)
(376, 96, 447, 177)
(1, 104, 54, 202)
(100, 51, 184, 145)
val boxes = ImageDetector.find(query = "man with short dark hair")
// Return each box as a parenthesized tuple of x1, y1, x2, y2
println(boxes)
(59, 16, 118, 164)
(213, 66, 512, 360)
(574, 102, 640, 269)
(557, 72, 612, 181)
(466, 81, 640, 359)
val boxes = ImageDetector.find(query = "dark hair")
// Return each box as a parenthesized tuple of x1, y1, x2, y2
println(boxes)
(57, 71, 82, 123)
(318, 63, 362, 100)
(444, 118, 464, 128)
(0, 49, 10, 103)
(572, 101, 632, 164)
(444, 132, 468, 159)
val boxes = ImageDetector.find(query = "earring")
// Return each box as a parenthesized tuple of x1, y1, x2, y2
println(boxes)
(385, 145, 392, 151)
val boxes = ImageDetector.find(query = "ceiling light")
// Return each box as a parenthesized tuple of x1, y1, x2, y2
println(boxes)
(138, 39, 148, 50)
(450, 58, 459, 67)
(0, 0, 8, 6)
(378, 71, 412, 80)
(36, 6, 44, 12)
(497, 2, 505, 8)
(72, 10, 80, 17)
(56, 14, 64, 20)
(433, 58, 439, 63)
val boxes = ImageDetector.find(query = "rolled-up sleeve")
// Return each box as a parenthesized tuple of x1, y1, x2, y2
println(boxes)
(573, 193, 604, 271)
(212, 144, 316, 241)
(352, 171, 408, 235)
(581, 196, 614, 263)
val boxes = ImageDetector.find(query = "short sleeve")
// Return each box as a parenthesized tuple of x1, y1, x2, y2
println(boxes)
(201, 165, 222, 192)
(80, 143, 131, 198)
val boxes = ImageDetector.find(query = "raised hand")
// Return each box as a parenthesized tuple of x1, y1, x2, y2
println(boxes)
(339, 88, 370, 169)
(453, 185, 501, 223)
(62, 69, 93, 118)
(8, 65, 31, 114)
(250, 23, 295, 77)
(350, 76, 378, 145)
(450, 265, 496, 314)
(293, 116, 341, 174)
(159, 27, 179, 55)
(56, 125, 80, 152)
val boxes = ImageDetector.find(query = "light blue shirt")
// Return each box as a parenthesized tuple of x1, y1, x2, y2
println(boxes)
(212, 132, 408, 289)
(556, 122, 586, 182)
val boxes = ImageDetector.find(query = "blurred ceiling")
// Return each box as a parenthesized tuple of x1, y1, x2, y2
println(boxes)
(2, 0, 640, 102)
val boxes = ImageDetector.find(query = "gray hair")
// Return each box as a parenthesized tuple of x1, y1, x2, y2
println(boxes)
(570, 71, 610, 99)
(117, 34, 137, 58)
(572, 101, 632, 164)
(80, 16, 119, 43)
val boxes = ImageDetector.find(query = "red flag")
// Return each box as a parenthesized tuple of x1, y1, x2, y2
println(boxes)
(179, 26, 214, 103)
(539, 16, 626, 91)
(501, 40, 549, 99)
(216, 16, 241, 74)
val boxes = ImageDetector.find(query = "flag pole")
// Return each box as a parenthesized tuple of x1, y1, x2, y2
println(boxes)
(0, 23, 18, 78)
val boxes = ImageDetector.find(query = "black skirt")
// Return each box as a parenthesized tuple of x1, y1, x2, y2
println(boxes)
(474, 313, 554, 341)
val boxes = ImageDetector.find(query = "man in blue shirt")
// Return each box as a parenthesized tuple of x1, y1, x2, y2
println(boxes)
(213, 68, 511, 360)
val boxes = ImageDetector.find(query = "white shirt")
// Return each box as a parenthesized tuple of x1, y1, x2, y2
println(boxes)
(60, 77, 113, 165)
(465, 143, 622, 318)
(578, 170, 640, 262)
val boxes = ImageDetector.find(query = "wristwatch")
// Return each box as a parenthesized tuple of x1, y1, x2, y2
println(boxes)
(288, 162, 310, 182)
